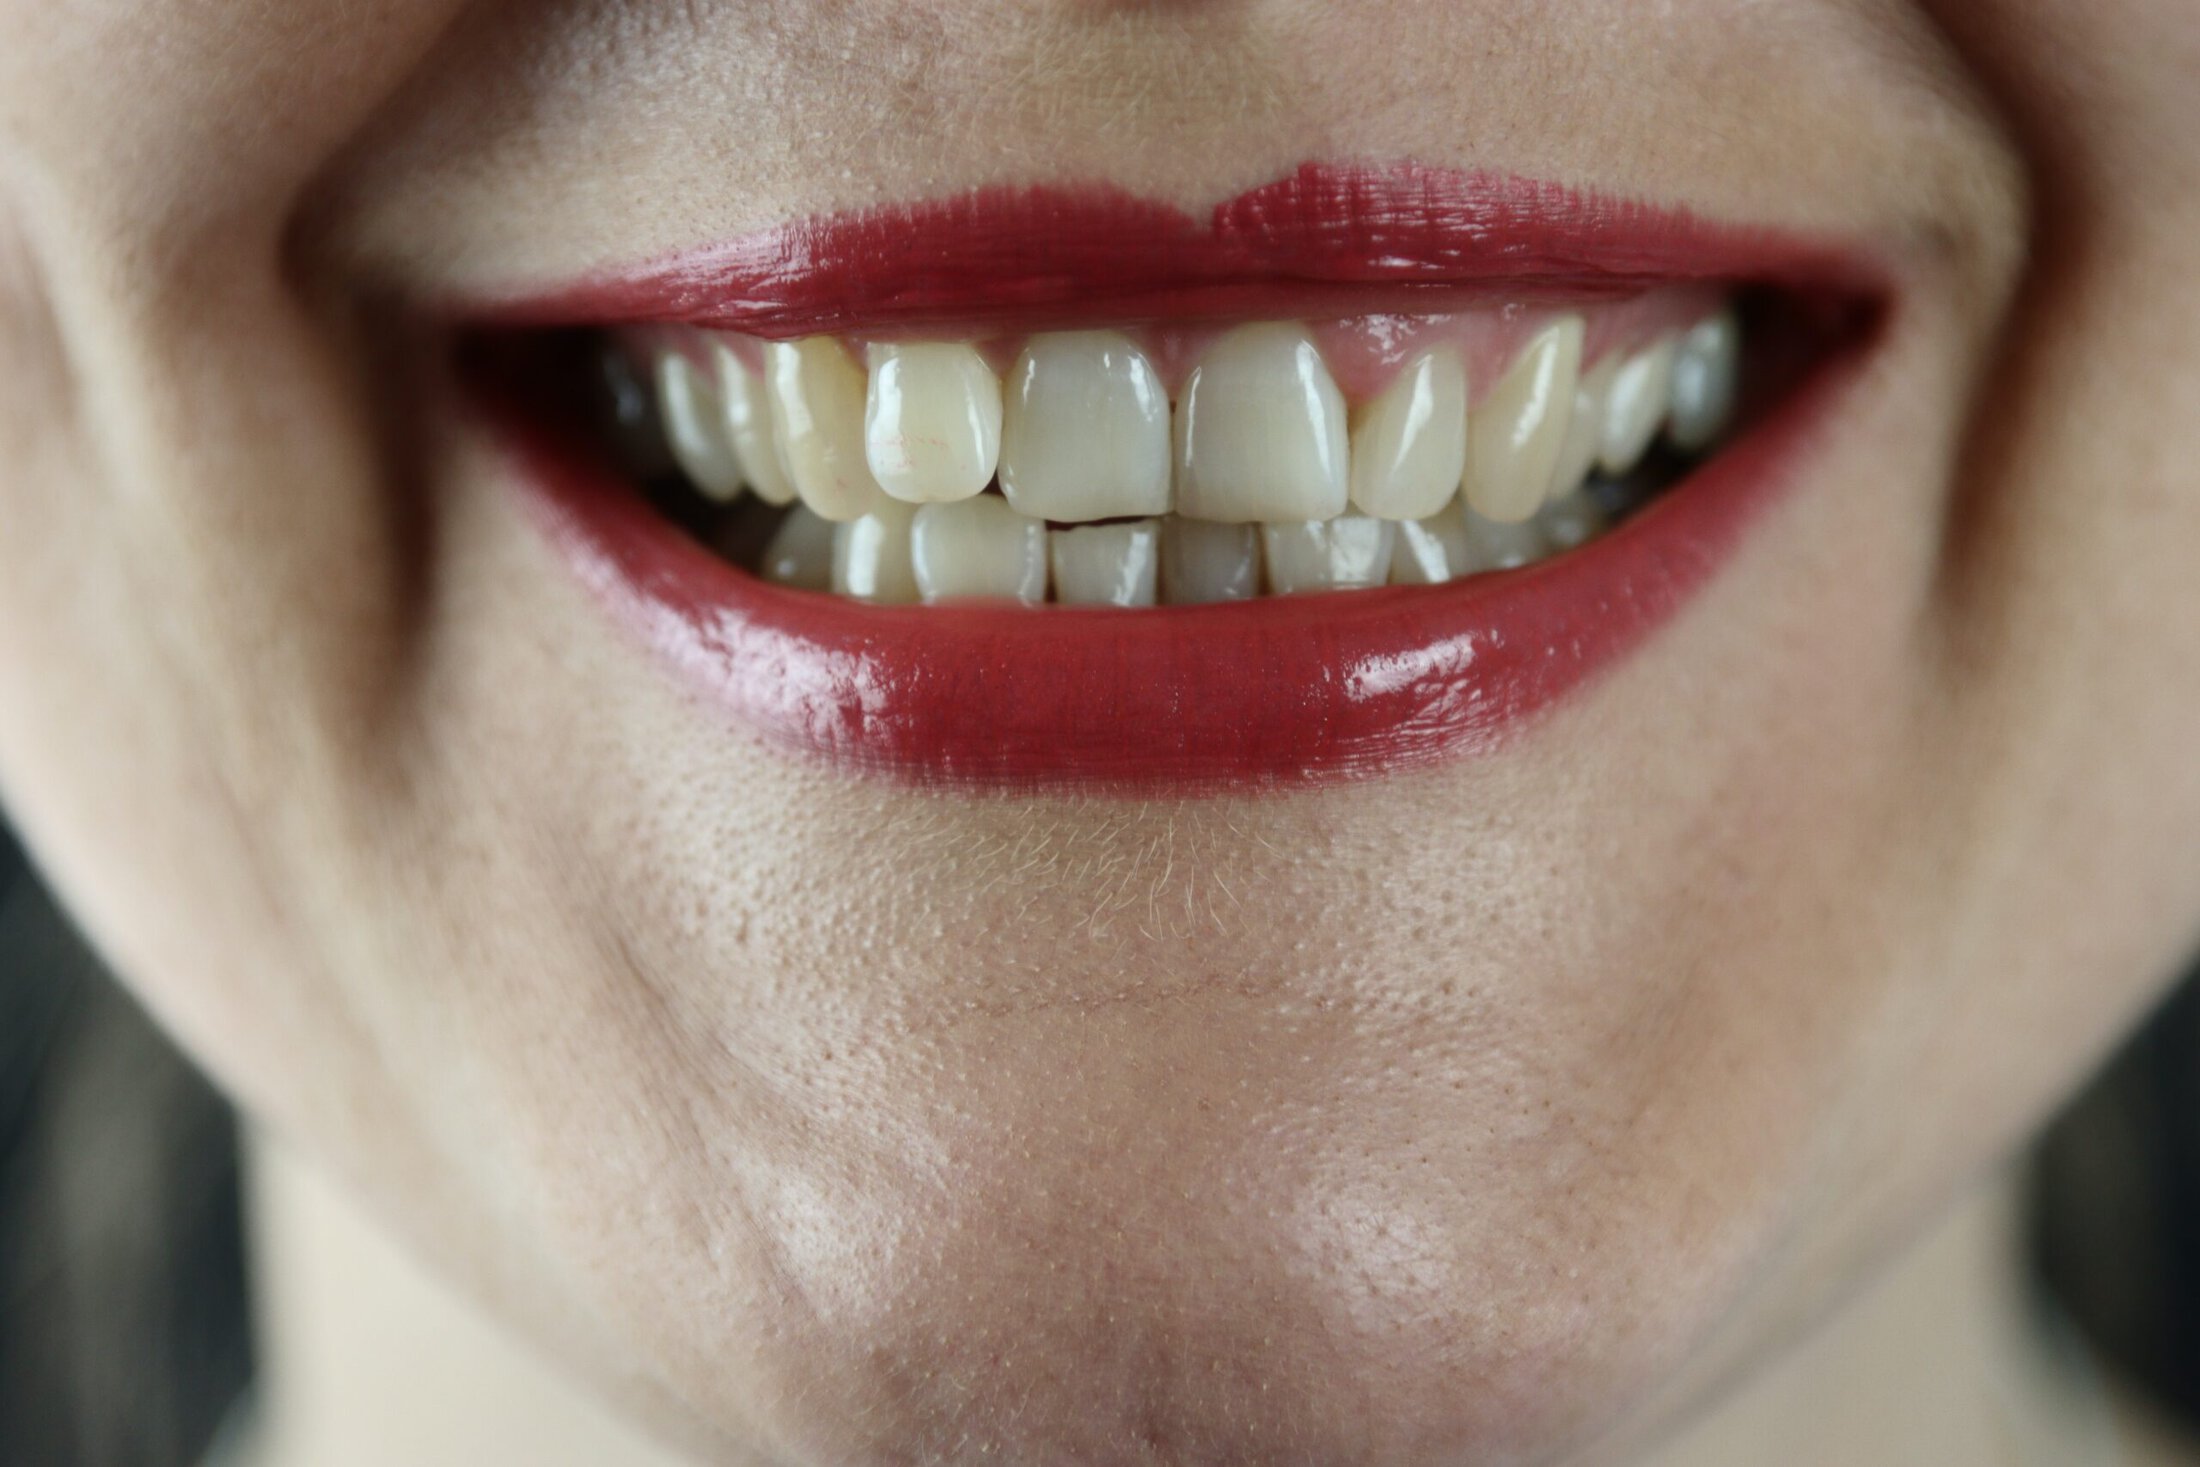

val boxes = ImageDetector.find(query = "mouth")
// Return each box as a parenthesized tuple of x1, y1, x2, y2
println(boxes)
(461, 163, 1883, 789)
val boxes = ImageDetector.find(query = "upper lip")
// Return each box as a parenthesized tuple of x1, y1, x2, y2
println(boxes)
(463, 162, 1886, 790)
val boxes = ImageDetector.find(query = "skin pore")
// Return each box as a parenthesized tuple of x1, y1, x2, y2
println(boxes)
(3, 2, 2200, 1464)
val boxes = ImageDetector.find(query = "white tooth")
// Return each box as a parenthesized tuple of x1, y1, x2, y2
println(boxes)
(1174, 323, 1349, 523)
(1598, 335, 1677, 476)
(1160, 518, 1260, 604)
(765, 337, 887, 521)
(864, 342, 1002, 504)
(655, 348, 745, 502)
(1348, 348, 1468, 521)
(1667, 310, 1741, 452)
(1462, 504, 1551, 570)
(1536, 487, 1609, 552)
(1389, 499, 1485, 586)
(1547, 354, 1617, 504)
(1464, 315, 1583, 525)
(910, 497, 1047, 605)
(1262, 516, 1396, 595)
(1050, 520, 1159, 607)
(761, 506, 837, 592)
(712, 342, 796, 506)
(999, 331, 1172, 522)
(831, 498, 921, 604)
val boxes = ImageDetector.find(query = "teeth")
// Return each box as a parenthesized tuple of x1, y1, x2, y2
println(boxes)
(1668, 310, 1741, 452)
(1547, 353, 1617, 506)
(1464, 504, 1550, 569)
(1262, 516, 1396, 595)
(1175, 323, 1349, 523)
(761, 505, 838, 591)
(1536, 487, 1609, 552)
(863, 342, 1002, 504)
(1389, 499, 1483, 585)
(1465, 315, 1584, 525)
(1348, 349, 1469, 521)
(999, 331, 1173, 522)
(712, 342, 796, 506)
(1598, 335, 1677, 476)
(765, 337, 888, 521)
(655, 349, 746, 502)
(831, 498, 921, 604)
(910, 497, 1048, 605)
(1160, 519, 1261, 604)
(1050, 520, 1160, 607)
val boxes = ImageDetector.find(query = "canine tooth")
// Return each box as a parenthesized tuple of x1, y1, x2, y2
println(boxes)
(910, 497, 1047, 604)
(765, 337, 887, 521)
(1262, 516, 1396, 594)
(1465, 315, 1583, 524)
(1174, 323, 1349, 523)
(1462, 504, 1551, 569)
(831, 498, 921, 603)
(1349, 349, 1468, 520)
(864, 342, 1001, 504)
(1547, 354, 1617, 504)
(1389, 500, 1483, 585)
(762, 506, 837, 591)
(999, 331, 1172, 521)
(1160, 518, 1260, 604)
(1050, 521, 1159, 607)
(1668, 310, 1741, 451)
(655, 350, 745, 502)
(1599, 335, 1677, 475)
(1537, 487, 1610, 552)
(712, 343, 795, 506)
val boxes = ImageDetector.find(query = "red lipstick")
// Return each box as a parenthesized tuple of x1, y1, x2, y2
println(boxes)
(464, 163, 1883, 789)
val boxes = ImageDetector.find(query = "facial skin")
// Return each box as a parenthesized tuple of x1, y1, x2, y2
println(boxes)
(3, 2, 2198, 1463)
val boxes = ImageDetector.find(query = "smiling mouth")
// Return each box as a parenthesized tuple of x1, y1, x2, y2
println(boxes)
(463, 163, 1883, 789)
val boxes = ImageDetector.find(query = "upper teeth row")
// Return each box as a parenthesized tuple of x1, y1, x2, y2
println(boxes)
(635, 309, 1739, 530)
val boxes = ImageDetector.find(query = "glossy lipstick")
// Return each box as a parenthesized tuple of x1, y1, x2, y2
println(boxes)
(467, 164, 1882, 789)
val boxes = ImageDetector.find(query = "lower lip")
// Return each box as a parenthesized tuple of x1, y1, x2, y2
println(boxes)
(484, 344, 1861, 790)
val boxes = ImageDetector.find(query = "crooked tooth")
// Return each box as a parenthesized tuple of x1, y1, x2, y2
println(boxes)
(1175, 323, 1349, 523)
(655, 348, 745, 502)
(1536, 487, 1609, 552)
(1547, 353, 1618, 505)
(765, 337, 887, 521)
(1050, 520, 1159, 607)
(1262, 516, 1396, 595)
(1465, 316, 1584, 524)
(1599, 335, 1677, 476)
(1349, 348, 1468, 521)
(910, 497, 1047, 604)
(1668, 310, 1741, 452)
(1160, 518, 1260, 604)
(1463, 504, 1551, 570)
(999, 331, 1173, 522)
(712, 341, 796, 506)
(1389, 499, 1485, 586)
(864, 342, 1001, 504)
(831, 498, 921, 604)
(762, 506, 837, 591)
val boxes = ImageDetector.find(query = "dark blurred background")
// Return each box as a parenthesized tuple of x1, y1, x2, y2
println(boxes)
(0, 812, 2194, 1466)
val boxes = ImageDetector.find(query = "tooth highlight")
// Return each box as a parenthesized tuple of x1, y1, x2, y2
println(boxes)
(765, 337, 888, 521)
(1160, 519, 1261, 604)
(656, 350, 745, 502)
(762, 505, 837, 591)
(1051, 521, 1159, 607)
(831, 498, 921, 604)
(1389, 499, 1484, 585)
(1465, 315, 1584, 524)
(1175, 323, 1349, 523)
(999, 331, 1173, 522)
(864, 342, 1002, 504)
(1668, 310, 1741, 452)
(1262, 516, 1396, 594)
(1598, 335, 1677, 476)
(713, 342, 796, 506)
(1349, 349, 1469, 521)
(910, 497, 1047, 605)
